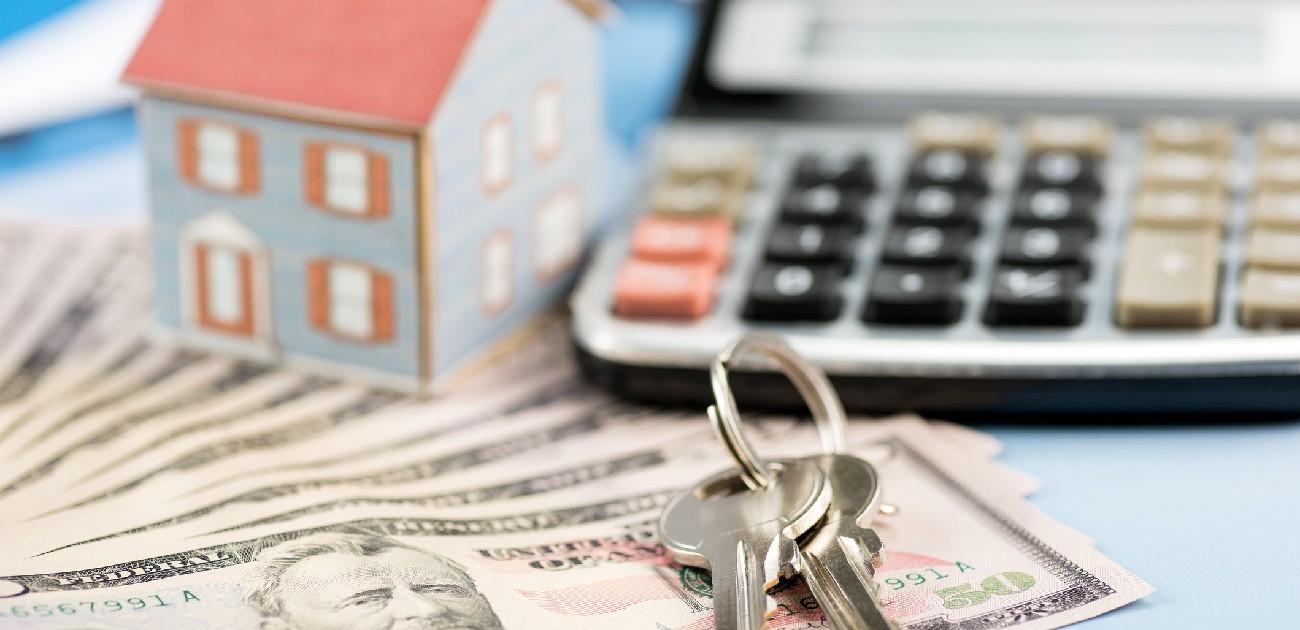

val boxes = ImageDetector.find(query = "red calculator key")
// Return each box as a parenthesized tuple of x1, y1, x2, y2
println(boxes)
(613, 260, 717, 319)
(629, 215, 732, 270)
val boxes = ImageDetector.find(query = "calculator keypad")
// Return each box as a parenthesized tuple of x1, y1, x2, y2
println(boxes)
(1000, 226, 1091, 275)
(1020, 151, 1102, 192)
(985, 267, 1085, 327)
(612, 139, 754, 320)
(765, 223, 855, 271)
(781, 184, 866, 230)
(864, 266, 963, 325)
(1116, 228, 1220, 328)
(907, 150, 989, 192)
(1011, 189, 1097, 231)
(607, 113, 1300, 335)
(895, 187, 981, 231)
(882, 225, 972, 276)
(746, 263, 842, 322)
(793, 152, 876, 192)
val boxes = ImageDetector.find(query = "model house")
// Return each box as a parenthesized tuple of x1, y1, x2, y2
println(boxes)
(123, 0, 607, 392)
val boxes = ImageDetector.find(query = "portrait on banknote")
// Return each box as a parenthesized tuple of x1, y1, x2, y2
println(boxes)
(245, 532, 505, 630)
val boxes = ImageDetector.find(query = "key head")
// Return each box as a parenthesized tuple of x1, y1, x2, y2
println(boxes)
(658, 459, 830, 569)
(812, 453, 883, 528)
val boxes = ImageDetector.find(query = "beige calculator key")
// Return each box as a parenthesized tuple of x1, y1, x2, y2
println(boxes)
(1132, 190, 1225, 229)
(1252, 192, 1300, 229)
(1257, 120, 1300, 157)
(1245, 228, 1300, 270)
(1143, 116, 1236, 156)
(1255, 155, 1300, 192)
(1024, 115, 1112, 156)
(910, 112, 1001, 155)
(1116, 228, 1221, 327)
(1139, 151, 1227, 193)
(1240, 268, 1300, 328)
(649, 178, 742, 218)
(662, 140, 757, 189)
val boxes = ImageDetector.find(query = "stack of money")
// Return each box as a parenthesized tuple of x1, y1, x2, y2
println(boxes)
(0, 221, 1151, 629)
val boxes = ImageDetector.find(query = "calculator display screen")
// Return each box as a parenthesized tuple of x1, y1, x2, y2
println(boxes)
(708, 0, 1300, 103)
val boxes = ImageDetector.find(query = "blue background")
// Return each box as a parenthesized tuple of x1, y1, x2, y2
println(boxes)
(1, 2, 1296, 627)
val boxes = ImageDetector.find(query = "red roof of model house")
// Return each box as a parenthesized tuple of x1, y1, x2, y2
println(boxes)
(124, 0, 606, 128)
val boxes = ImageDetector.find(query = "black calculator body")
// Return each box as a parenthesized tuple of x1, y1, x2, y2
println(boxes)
(571, 0, 1300, 413)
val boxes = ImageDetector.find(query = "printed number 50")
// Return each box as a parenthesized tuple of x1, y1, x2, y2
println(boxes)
(934, 572, 1036, 609)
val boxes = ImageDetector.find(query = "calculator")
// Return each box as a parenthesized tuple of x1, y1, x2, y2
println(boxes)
(570, 0, 1300, 413)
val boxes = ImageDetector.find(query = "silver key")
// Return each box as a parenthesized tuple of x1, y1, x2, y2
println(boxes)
(659, 459, 831, 630)
(790, 453, 902, 630)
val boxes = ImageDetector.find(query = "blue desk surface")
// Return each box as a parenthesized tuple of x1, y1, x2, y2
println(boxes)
(2, 1, 1297, 627)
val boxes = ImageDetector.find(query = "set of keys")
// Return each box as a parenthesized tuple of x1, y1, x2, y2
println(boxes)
(658, 333, 901, 629)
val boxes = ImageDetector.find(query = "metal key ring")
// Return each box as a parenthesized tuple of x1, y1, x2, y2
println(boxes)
(708, 333, 848, 491)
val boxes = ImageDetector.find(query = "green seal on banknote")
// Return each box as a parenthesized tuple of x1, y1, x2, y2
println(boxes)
(679, 565, 713, 598)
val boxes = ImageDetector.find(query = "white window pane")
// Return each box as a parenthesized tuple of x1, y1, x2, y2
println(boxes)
(324, 147, 369, 213)
(329, 263, 373, 338)
(325, 147, 367, 180)
(532, 87, 562, 156)
(482, 235, 512, 311)
(535, 190, 581, 275)
(197, 124, 240, 190)
(326, 180, 368, 213)
(484, 119, 511, 188)
(206, 246, 243, 323)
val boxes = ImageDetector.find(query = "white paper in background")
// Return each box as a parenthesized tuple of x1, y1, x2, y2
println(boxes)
(0, 0, 161, 137)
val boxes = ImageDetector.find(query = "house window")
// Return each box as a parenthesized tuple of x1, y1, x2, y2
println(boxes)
(307, 259, 395, 342)
(531, 82, 563, 162)
(177, 119, 259, 193)
(533, 186, 583, 281)
(198, 125, 240, 190)
(304, 143, 390, 218)
(193, 242, 255, 336)
(482, 231, 513, 315)
(482, 114, 512, 195)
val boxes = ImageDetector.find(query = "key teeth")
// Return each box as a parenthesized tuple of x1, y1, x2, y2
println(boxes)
(762, 532, 801, 592)
(861, 527, 886, 570)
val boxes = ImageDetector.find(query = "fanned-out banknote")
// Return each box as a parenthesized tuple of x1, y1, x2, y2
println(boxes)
(0, 420, 1151, 629)
(0, 222, 1152, 628)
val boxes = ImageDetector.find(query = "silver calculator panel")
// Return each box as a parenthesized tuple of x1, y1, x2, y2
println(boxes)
(571, 120, 1300, 382)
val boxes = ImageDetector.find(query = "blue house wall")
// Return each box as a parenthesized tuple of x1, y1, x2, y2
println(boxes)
(141, 98, 423, 384)
(428, 0, 603, 380)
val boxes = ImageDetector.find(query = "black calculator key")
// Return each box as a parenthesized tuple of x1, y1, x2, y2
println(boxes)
(863, 265, 963, 325)
(781, 184, 866, 230)
(794, 152, 875, 192)
(1011, 188, 1097, 231)
(1000, 226, 1091, 276)
(1020, 151, 1102, 192)
(745, 263, 842, 322)
(984, 267, 1085, 327)
(882, 225, 972, 275)
(894, 186, 981, 231)
(907, 149, 988, 192)
(766, 223, 855, 271)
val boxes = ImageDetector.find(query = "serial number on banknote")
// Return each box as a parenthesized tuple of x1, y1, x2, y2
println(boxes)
(882, 560, 979, 592)
(881, 562, 1039, 610)
(1, 591, 200, 618)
